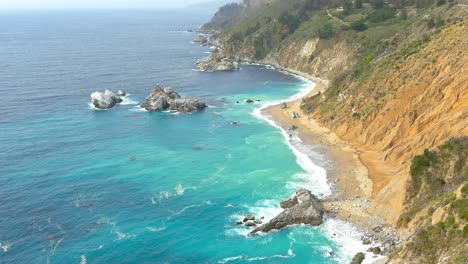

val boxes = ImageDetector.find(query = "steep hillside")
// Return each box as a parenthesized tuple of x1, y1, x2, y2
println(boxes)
(202, 0, 468, 260)
(388, 137, 467, 263)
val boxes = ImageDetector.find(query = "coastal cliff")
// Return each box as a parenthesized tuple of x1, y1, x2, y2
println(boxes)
(203, 0, 467, 262)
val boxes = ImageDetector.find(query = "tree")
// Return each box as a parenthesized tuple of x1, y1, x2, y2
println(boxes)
(355, 0, 364, 8)
(350, 19, 368, 31)
(343, 0, 354, 15)
(400, 8, 408, 19)
(318, 23, 334, 38)
(373, 0, 385, 8)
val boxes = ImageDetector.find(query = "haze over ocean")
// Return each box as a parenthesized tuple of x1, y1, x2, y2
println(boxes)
(0, 9, 365, 263)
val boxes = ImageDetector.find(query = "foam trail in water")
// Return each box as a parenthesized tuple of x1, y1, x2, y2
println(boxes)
(80, 255, 87, 264)
(252, 78, 331, 197)
(146, 226, 166, 232)
(168, 201, 212, 219)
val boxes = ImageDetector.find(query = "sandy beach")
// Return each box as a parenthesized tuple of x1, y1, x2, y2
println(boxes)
(263, 81, 384, 228)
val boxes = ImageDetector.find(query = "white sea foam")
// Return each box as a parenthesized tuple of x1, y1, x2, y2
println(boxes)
(225, 199, 283, 237)
(218, 245, 295, 263)
(321, 218, 385, 263)
(0, 242, 10, 253)
(106, 220, 136, 241)
(146, 226, 166, 232)
(252, 78, 331, 197)
(129, 106, 147, 112)
(80, 255, 87, 264)
(119, 95, 138, 105)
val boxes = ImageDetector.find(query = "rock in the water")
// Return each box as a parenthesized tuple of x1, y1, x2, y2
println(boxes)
(141, 86, 207, 113)
(362, 238, 371, 245)
(250, 189, 324, 234)
(245, 99, 255, 103)
(245, 221, 257, 227)
(244, 214, 255, 221)
(350, 252, 365, 264)
(196, 54, 239, 72)
(116, 90, 126, 96)
(193, 35, 208, 43)
(90, 89, 123, 109)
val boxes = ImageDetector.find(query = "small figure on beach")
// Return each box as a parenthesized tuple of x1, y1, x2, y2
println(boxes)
(281, 102, 288, 109)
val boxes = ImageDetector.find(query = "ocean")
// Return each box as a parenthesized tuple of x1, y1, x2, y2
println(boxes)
(0, 9, 369, 263)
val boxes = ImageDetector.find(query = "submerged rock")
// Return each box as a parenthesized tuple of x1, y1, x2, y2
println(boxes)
(90, 89, 123, 109)
(249, 189, 324, 234)
(196, 54, 239, 72)
(141, 86, 207, 113)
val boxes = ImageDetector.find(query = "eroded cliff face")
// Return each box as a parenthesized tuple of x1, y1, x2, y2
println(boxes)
(214, 18, 467, 226)
(315, 20, 468, 225)
(262, 38, 357, 81)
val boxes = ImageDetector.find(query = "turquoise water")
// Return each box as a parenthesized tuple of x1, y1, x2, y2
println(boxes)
(0, 9, 366, 263)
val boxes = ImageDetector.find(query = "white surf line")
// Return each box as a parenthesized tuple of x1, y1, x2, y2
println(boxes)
(252, 77, 331, 197)
(252, 71, 377, 263)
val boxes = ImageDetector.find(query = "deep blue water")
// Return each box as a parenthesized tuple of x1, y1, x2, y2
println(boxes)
(0, 9, 366, 264)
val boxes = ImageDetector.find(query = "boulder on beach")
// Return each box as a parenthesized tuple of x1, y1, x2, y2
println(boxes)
(288, 125, 298, 131)
(290, 111, 300, 119)
(350, 252, 365, 264)
(249, 188, 324, 235)
(141, 86, 207, 113)
(196, 54, 239, 72)
(90, 89, 123, 109)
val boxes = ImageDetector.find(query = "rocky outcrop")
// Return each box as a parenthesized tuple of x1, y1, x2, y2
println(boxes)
(90, 89, 123, 109)
(350, 252, 365, 264)
(193, 35, 208, 44)
(116, 90, 126, 96)
(250, 189, 324, 234)
(141, 86, 207, 113)
(197, 54, 239, 72)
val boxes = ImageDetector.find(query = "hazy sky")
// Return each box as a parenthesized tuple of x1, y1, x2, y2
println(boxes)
(0, 0, 215, 9)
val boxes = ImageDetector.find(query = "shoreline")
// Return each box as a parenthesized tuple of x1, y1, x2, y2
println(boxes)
(252, 65, 399, 261)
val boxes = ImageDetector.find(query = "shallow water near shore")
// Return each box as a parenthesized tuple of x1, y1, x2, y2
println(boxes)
(0, 9, 369, 263)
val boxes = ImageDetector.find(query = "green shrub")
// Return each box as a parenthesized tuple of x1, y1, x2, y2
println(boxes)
(318, 22, 334, 38)
(350, 19, 368, 31)
(367, 7, 396, 22)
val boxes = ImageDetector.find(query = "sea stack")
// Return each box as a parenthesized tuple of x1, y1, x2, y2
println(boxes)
(90, 89, 123, 109)
(196, 54, 239, 72)
(141, 86, 207, 113)
(249, 188, 324, 234)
